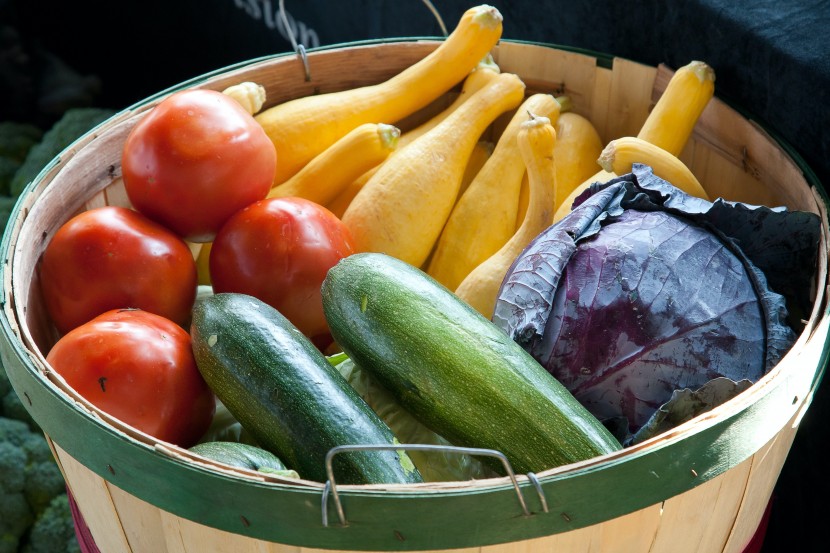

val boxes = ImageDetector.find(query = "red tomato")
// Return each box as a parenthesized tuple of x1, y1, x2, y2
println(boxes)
(46, 309, 215, 447)
(209, 197, 354, 347)
(40, 206, 197, 335)
(121, 89, 276, 242)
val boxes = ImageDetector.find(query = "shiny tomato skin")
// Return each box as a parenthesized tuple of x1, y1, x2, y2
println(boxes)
(46, 309, 216, 447)
(209, 197, 354, 345)
(40, 206, 197, 335)
(121, 89, 276, 242)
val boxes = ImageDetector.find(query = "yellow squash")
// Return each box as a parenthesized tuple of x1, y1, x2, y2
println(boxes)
(221, 81, 267, 115)
(330, 56, 503, 216)
(459, 140, 494, 197)
(551, 168, 616, 222)
(552, 111, 605, 209)
(552, 60, 716, 222)
(195, 242, 212, 286)
(598, 136, 709, 199)
(515, 110, 603, 229)
(255, 5, 504, 184)
(636, 60, 716, 157)
(326, 177, 365, 220)
(326, 177, 364, 219)
(341, 72, 526, 267)
(418, 140, 494, 271)
(514, 173, 530, 230)
(427, 93, 561, 290)
(455, 114, 558, 318)
(267, 123, 400, 206)
(398, 55, 502, 148)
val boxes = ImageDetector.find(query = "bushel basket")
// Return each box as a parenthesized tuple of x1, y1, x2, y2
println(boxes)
(1, 39, 828, 553)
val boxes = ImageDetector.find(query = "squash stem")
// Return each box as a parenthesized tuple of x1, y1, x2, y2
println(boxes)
(377, 124, 401, 151)
(470, 4, 503, 28)
(555, 95, 573, 113)
(597, 141, 616, 173)
(688, 60, 716, 84)
(475, 54, 501, 74)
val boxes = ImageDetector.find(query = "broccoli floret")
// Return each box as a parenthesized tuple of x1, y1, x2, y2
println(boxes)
(0, 361, 38, 431)
(0, 418, 72, 552)
(22, 495, 81, 553)
(0, 362, 10, 401)
(0, 122, 43, 197)
(0, 157, 20, 197)
(21, 432, 67, 515)
(1, 386, 37, 431)
(0, 121, 42, 225)
(10, 107, 114, 197)
(0, 123, 43, 161)
(0, 194, 17, 236)
(0, 423, 36, 553)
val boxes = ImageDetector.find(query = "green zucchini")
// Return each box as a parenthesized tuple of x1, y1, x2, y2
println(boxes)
(190, 293, 422, 485)
(321, 253, 622, 474)
(189, 441, 300, 479)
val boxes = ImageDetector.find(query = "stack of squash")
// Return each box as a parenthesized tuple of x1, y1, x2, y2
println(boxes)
(201, 4, 716, 321)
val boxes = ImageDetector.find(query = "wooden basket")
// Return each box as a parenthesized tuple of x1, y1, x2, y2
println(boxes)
(1, 39, 827, 553)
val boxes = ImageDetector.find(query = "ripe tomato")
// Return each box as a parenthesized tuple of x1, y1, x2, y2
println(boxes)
(40, 206, 197, 335)
(121, 88, 276, 242)
(209, 197, 354, 347)
(46, 309, 215, 447)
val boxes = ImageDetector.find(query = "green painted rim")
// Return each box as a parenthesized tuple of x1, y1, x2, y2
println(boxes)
(1, 38, 828, 551)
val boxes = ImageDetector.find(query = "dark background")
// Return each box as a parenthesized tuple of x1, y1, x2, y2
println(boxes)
(2, 1, 829, 550)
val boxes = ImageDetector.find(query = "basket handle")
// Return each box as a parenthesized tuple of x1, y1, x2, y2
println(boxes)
(277, 0, 311, 81)
(277, 0, 449, 83)
(321, 443, 549, 527)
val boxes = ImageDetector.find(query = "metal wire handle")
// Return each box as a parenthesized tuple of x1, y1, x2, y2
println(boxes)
(420, 0, 448, 36)
(321, 444, 550, 527)
(277, 0, 449, 82)
(278, 0, 311, 81)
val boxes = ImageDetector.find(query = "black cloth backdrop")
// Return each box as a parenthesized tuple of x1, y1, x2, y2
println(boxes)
(3, 1, 829, 550)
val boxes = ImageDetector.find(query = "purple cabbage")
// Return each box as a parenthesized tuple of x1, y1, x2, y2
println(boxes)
(493, 165, 820, 444)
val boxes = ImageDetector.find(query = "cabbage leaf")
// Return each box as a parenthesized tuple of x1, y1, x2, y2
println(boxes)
(494, 165, 820, 439)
